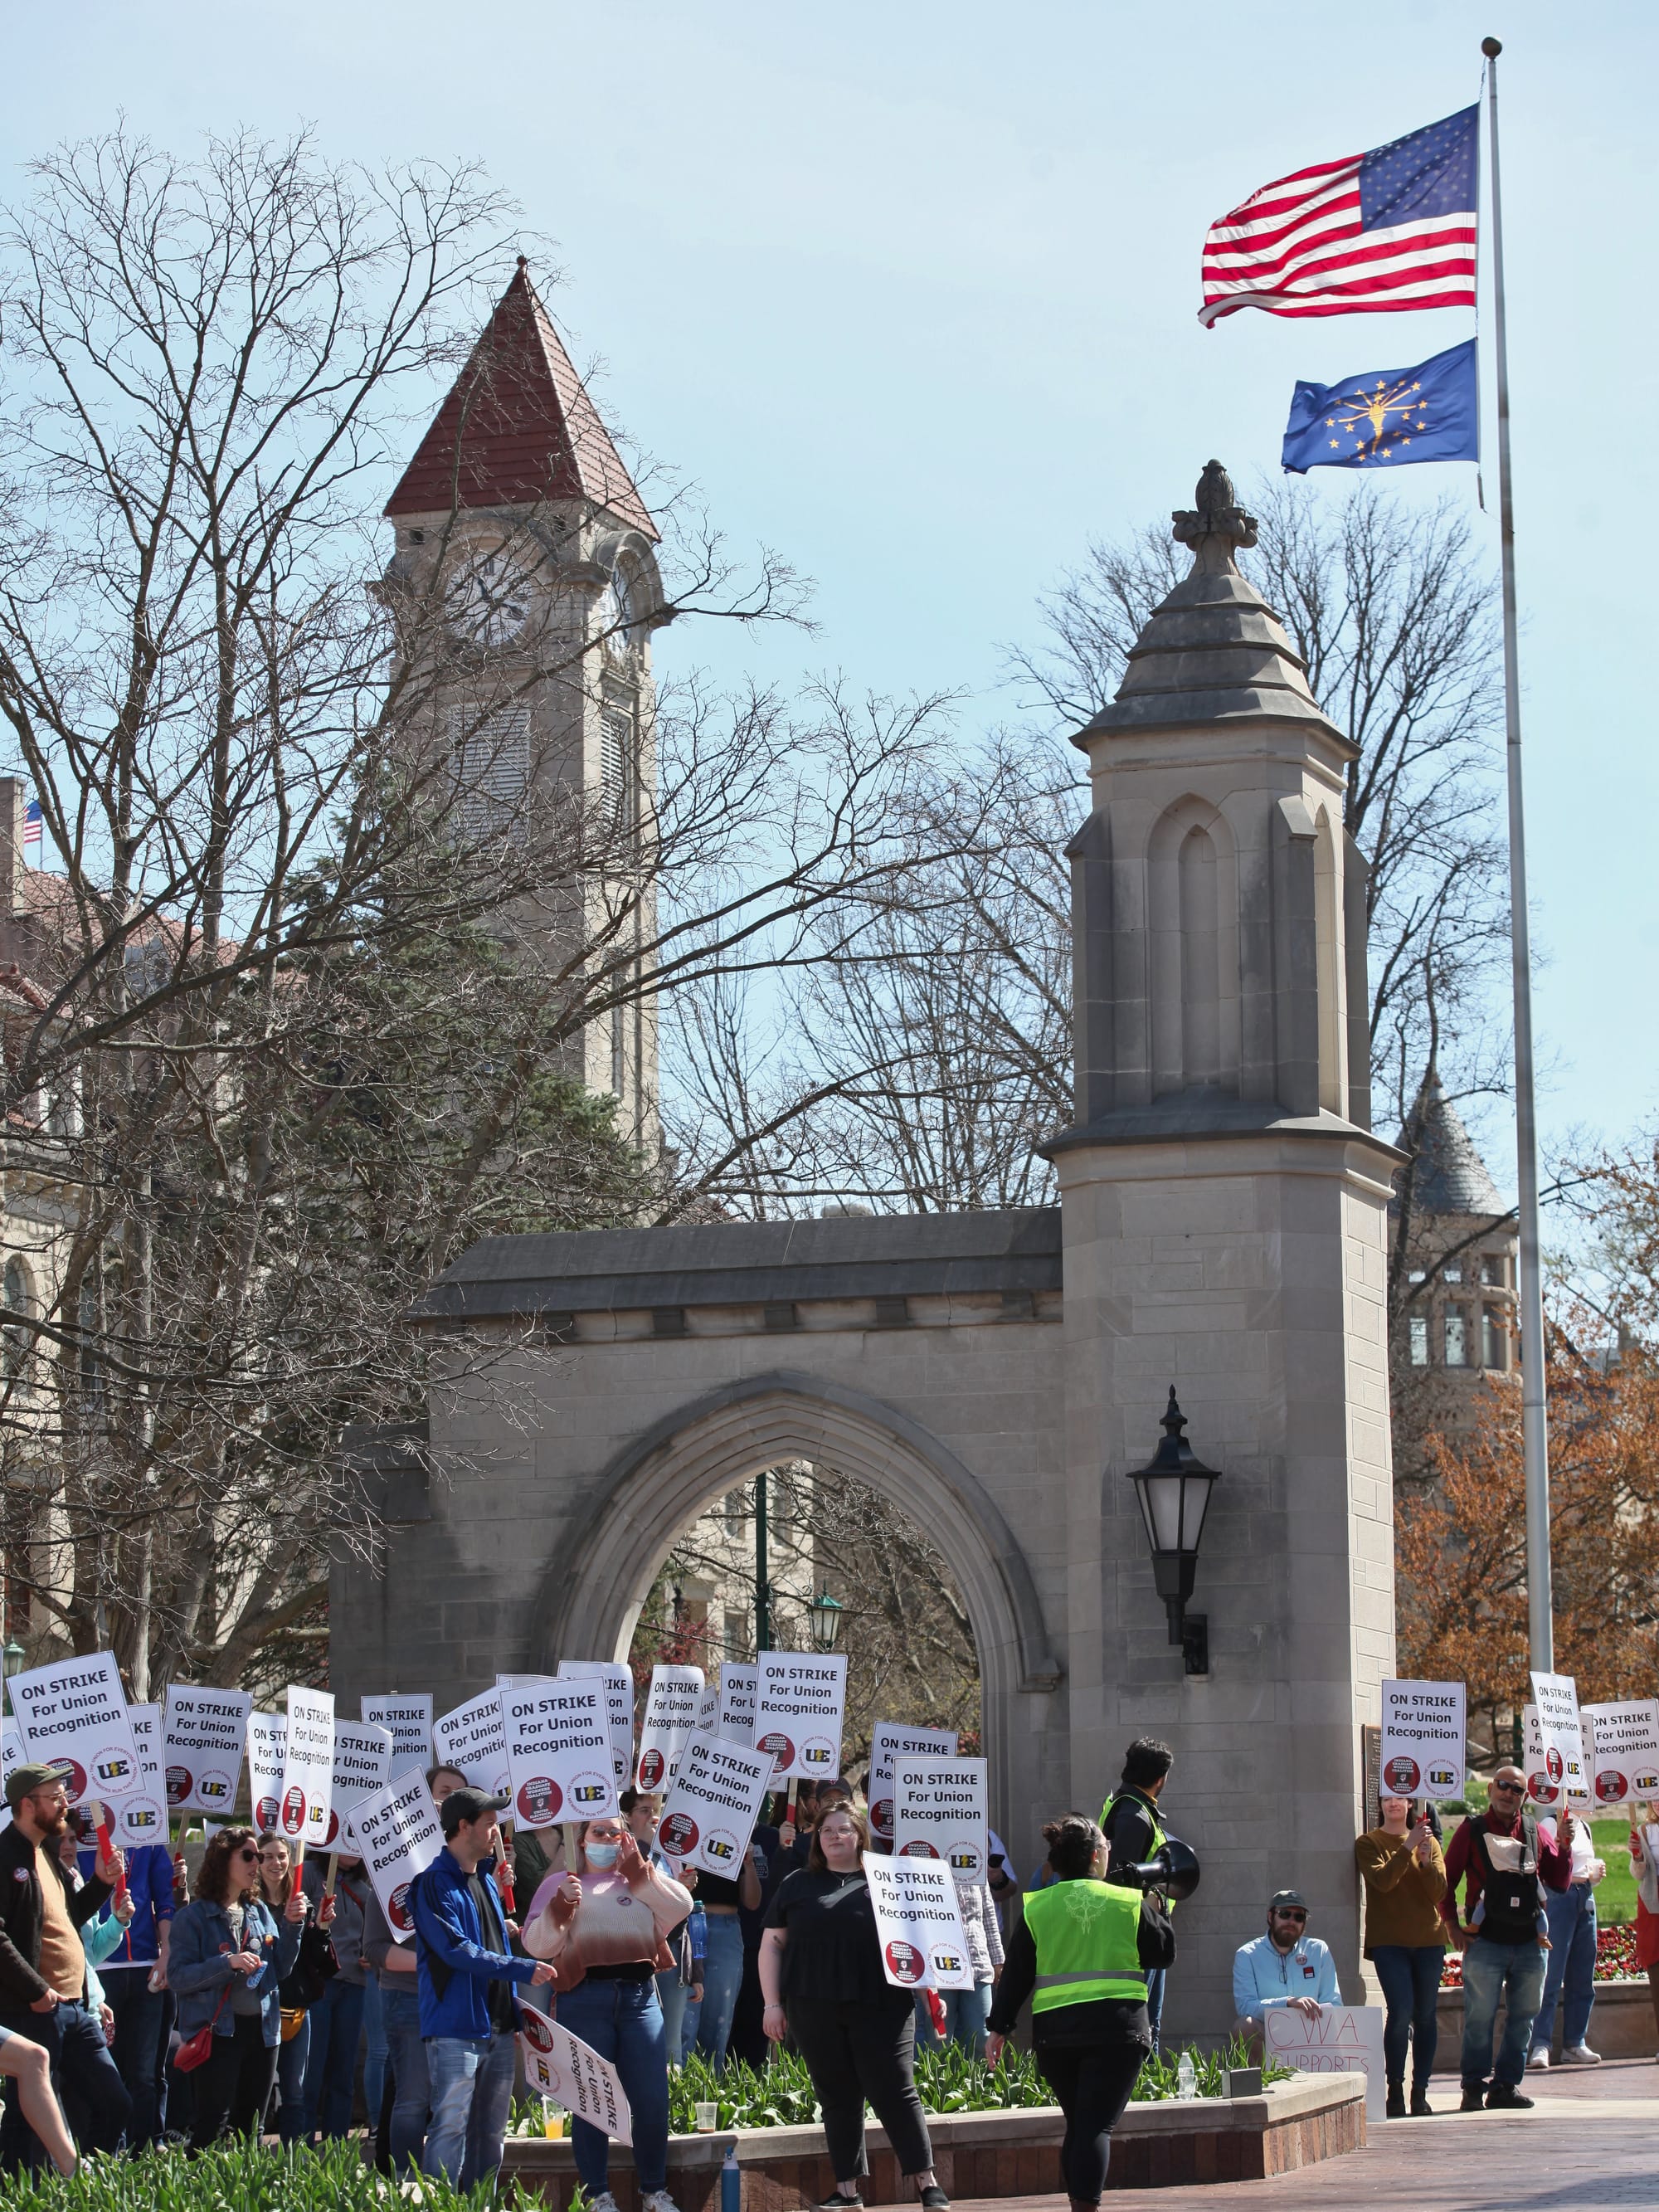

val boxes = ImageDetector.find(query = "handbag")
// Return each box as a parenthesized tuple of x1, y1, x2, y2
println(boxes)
(174, 1985, 230, 2073)
(280, 2006, 308, 2043)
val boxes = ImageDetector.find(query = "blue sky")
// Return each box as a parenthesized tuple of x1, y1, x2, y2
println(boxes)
(10, 0, 1653, 1202)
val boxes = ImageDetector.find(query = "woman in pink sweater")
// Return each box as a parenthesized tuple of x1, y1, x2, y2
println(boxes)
(523, 1818, 692, 2212)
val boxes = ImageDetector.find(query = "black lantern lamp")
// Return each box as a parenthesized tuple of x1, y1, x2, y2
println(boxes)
(807, 1586, 844, 1654)
(1127, 1387, 1220, 1676)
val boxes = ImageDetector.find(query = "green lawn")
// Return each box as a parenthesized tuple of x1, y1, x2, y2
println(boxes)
(1592, 1818, 1638, 1926)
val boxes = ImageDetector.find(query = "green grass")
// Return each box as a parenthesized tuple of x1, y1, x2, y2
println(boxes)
(0, 2138, 516, 2211)
(1592, 1818, 1637, 1926)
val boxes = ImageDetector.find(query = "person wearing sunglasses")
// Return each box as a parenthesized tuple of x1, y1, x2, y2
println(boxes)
(1438, 1766, 1573, 2111)
(1231, 1890, 1341, 2054)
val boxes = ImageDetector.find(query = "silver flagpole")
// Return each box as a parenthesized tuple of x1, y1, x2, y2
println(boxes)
(1481, 34, 1553, 1673)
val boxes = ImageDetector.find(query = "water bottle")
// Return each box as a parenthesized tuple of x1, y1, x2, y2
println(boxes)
(1176, 2051, 1197, 2101)
(721, 2142, 742, 2212)
(690, 1901, 708, 1969)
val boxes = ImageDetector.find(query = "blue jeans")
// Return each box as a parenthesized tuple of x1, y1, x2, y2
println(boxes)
(381, 1983, 430, 2173)
(1533, 1883, 1598, 2053)
(274, 2011, 311, 2145)
(301, 1975, 367, 2141)
(102, 1972, 169, 2146)
(1144, 1967, 1166, 2051)
(362, 1973, 387, 2125)
(421, 2030, 517, 2191)
(1460, 1936, 1546, 2090)
(694, 1912, 746, 2068)
(555, 1976, 670, 2195)
(1370, 1945, 1442, 2090)
(943, 1982, 992, 2057)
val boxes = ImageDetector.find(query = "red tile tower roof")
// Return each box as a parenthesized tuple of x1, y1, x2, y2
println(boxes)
(384, 261, 657, 539)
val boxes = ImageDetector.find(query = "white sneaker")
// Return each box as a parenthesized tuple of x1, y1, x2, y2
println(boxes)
(1560, 2044, 1601, 2066)
(1525, 2048, 1550, 2069)
(641, 2194, 684, 2212)
(590, 2196, 620, 2212)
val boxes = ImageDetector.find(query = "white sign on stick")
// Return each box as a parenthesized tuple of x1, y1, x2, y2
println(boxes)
(12, 1653, 143, 1806)
(717, 1663, 757, 1747)
(113, 1704, 170, 1852)
(558, 1663, 635, 1786)
(161, 1685, 252, 1818)
(1379, 1679, 1465, 1800)
(353, 1767, 445, 1942)
(658, 1732, 773, 1875)
(280, 1686, 335, 1849)
(432, 1688, 511, 1801)
(1530, 1673, 1590, 1805)
(503, 1680, 615, 1830)
(1263, 2005, 1385, 2121)
(635, 1665, 704, 1791)
(360, 1694, 433, 1771)
(864, 1854, 975, 1990)
(1522, 1705, 1588, 1811)
(754, 1653, 846, 1782)
(323, 1720, 393, 1847)
(868, 1723, 958, 1841)
(1584, 1699, 1659, 1805)
(0, 1715, 23, 1830)
(247, 1713, 286, 1831)
(518, 2011, 632, 2143)
(893, 1756, 989, 1883)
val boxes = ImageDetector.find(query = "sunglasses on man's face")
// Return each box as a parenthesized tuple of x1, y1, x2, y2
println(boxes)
(1273, 1908, 1307, 1922)
(1490, 1781, 1524, 1795)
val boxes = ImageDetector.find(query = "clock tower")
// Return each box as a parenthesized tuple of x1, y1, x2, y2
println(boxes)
(382, 259, 665, 1143)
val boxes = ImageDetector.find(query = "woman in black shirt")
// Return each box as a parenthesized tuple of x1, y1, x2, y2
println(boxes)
(761, 1805, 946, 2212)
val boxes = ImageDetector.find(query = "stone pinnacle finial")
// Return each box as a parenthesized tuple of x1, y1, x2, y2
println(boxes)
(1171, 458, 1258, 564)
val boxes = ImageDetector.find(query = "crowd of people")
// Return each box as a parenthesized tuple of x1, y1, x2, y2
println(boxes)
(0, 1735, 1655, 2210)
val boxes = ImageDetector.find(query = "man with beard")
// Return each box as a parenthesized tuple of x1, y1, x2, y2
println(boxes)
(0, 1765, 130, 2169)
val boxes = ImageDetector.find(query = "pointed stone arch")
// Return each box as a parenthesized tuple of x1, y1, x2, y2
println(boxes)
(1146, 794, 1240, 1097)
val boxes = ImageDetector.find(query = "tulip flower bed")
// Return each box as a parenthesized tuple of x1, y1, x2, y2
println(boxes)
(1441, 1922, 1640, 1989)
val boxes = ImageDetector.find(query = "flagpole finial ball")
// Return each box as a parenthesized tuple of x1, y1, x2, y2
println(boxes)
(1481, 36, 1501, 56)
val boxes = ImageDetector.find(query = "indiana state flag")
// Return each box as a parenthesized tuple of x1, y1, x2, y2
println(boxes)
(1282, 337, 1477, 472)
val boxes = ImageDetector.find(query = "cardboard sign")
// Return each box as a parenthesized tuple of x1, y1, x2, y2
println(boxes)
(1583, 1699, 1659, 1805)
(432, 1688, 511, 1801)
(558, 1663, 635, 1787)
(247, 1713, 286, 1832)
(864, 1853, 975, 1990)
(892, 1756, 989, 1883)
(1378, 1679, 1465, 1800)
(1530, 1672, 1589, 1803)
(112, 1703, 171, 1853)
(323, 1721, 393, 1847)
(868, 1723, 958, 1841)
(503, 1681, 616, 1830)
(754, 1653, 846, 1782)
(280, 1686, 335, 1849)
(11, 1652, 144, 1805)
(717, 1663, 757, 1747)
(359, 1694, 433, 1771)
(1263, 2005, 1385, 2120)
(161, 1685, 252, 1817)
(635, 1665, 704, 1791)
(353, 1766, 446, 1942)
(657, 1732, 773, 1875)
(518, 2011, 632, 2144)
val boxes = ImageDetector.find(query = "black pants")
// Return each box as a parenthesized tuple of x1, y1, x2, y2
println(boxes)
(0, 2000, 130, 2171)
(188, 2015, 279, 2149)
(1036, 2038, 1147, 2206)
(786, 1995, 932, 2181)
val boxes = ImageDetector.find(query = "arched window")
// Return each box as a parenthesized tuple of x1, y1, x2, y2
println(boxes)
(1178, 824, 1222, 1087)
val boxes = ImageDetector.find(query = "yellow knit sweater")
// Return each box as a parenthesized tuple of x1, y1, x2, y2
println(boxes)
(1355, 1829, 1449, 1952)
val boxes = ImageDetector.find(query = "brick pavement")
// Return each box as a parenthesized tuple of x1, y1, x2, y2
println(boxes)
(951, 2058, 1659, 2210)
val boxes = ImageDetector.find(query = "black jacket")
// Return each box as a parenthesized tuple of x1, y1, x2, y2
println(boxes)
(0, 1819, 113, 2009)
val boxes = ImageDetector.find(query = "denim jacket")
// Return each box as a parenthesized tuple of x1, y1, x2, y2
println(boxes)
(168, 1895, 302, 2049)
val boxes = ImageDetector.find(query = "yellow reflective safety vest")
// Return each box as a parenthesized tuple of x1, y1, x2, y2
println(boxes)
(1101, 1789, 1174, 1912)
(1023, 1879, 1146, 2014)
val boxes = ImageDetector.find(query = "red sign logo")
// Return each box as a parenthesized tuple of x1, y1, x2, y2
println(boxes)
(884, 1940, 923, 1985)
(899, 1839, 940, 1859)
(256, 1795, 280, 1830)
(1594, 1770, 1627, 1803)
(871, 1798, 893, 1838)
(638, 1748, 665, 1789)
(659, 1811, 699, 1855)
(757, 1730, 795, 1772)
(1526, 1768, 1559, 1805)
(165, 1766, 192, 1806)
(1383, 1756, 1420, 1794)
(1545, 1746, 1564, 1785)
(522, 2009, 557, 2054)
(387, 1882, 414, 1933)
(280, 1786, 308, 1835)
(518, 1776, 562, 1826)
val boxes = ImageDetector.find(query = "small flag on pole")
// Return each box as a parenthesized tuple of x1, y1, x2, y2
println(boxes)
(1282, 338, 1477, 473)
(22, 800, 41, 850)
(1199, 106, 1477, 326)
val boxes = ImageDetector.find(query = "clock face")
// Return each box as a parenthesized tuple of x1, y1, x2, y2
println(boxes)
(445, 548, 533, 648)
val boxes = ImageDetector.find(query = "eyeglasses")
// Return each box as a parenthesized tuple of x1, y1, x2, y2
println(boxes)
(1489, 1781, 1524, 1795)
(1272, 1909, 1307, 1922)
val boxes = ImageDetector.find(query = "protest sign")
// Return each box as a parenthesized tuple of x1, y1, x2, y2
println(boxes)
(635, 1665, 704, 1791)
(1530, 1672, 1590, 1805)
(892, 1756, 989, 1883)
(161, 1685, 251, 1817)
(717, 1663, 757, 1747)
(502, 1680, 616, 1829)
(868, 1723, 958, 1841)
(864, 1854, 975, 1990)
(359, 1694, 434, 1771)
(323, 1720, 393, 1847)
(1263, 2005, 1385, 2121)
(754, 1653, 846, 1782)
(1522, 1705, 1590, 1814)
(657, 1732, 772, 1876)
(1378, 1679, 1465, 1800)
(353, 1766, 445, 1942)
(518, 2010, 632, 2143)
(432, 1687, 511, 1800)
(0, 1715, 22, 1830)
(1583, 1699, 1659, 1805)
(247, 1712, 286, 1831)
(558, 1663, 636, 1786)
(696, 1681, 719, 1737)
(112, 1703, 170, 1853)
(280, 1686, 335, 1849)
(12, 1652, 143, 1805)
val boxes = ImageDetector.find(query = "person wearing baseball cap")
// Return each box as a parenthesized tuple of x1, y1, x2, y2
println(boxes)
(410, 1785, 552, 2192)
(1231, 1888, 1341, 2055)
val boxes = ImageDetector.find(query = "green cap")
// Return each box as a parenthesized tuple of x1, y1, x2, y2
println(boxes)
(5, 1761, 72, 1809)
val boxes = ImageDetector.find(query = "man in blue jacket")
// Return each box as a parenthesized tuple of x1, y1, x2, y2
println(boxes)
(1232, 1888, 1342, 2049)
(412, 1786, 553, 2190)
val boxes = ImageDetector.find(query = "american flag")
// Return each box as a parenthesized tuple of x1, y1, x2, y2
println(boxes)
(1199, 106, 1478, 327)
(22, 799, 41, 848)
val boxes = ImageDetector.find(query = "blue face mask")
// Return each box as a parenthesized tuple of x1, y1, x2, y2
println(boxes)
(586, 1841, 620, 1869)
